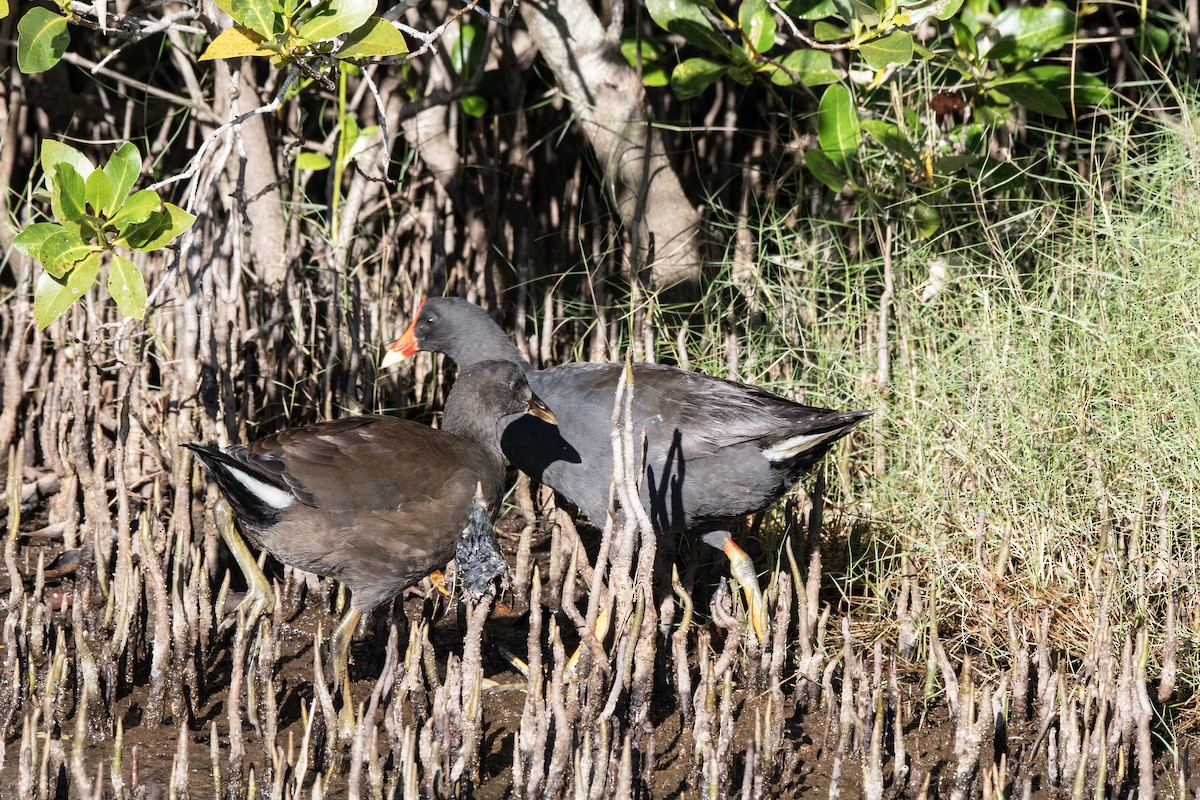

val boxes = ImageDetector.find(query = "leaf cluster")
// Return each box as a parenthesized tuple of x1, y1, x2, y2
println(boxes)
(638, 0, 1141, 235)
(13, 142, 196, 328)
(200, 0, 408, 72)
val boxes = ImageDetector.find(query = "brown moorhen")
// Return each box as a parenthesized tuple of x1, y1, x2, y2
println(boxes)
(381, 297, 871, 636)
(187, 360, 556, 682)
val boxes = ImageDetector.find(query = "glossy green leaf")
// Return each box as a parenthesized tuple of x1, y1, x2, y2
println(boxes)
(338, 16, 408, 58)
(805, 148, 847, 192)
(42, 141, 95, 180)
(111, 190, 163, 232)
(862, 119, 919, 161)
(646, 0, 731, 56)
(225, 0, 278, 37)
(108, 255, 148, 319)
(298, 0, 374, 43)
(40, 229, 96, 278)
(85, 169, 115, 217)
(296, 152, 332, 171)
(35, 252, 100, 329)
(817, 84, 860, 165)
(740, 0, 776, 54)
(102, 143, 142, 213)
(814, 21, 851, 41)
(128, 203, 196, 252)
(16, 7, 70, 74)
(859, 30, 913, 69)
(770, 49, 839, 87)
(670, 57, 728, 100)
(13, 223, 65, 260)
(991, 2, 1074, 62)
(1, 0, 10, 19)
(51, 163, 87, 224)
(992, 80, 1066, 118)
(117, 212, 165, 250)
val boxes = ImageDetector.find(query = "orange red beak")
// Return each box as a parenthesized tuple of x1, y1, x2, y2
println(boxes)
(380, 298, 425, 369)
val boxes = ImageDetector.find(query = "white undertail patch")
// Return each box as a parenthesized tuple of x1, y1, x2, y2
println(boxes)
(763, 427, 849, 462)
(229, 467, 296, 509)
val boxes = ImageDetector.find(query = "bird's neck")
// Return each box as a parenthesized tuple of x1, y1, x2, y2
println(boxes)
(447, 329, 532, 372)
(442, 398, 507, 456)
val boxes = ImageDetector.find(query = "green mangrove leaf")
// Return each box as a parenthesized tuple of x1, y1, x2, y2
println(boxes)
(806, 148, 847, 192)
(862, 119, 919, 161)
(108, 255, 148, 319)
(128, 203, 196, 252)
(817, 84, 861, 165)
(670, 57, 728, 100)
(297, 0, 374, 43)
(42, 141, 95, 180)
(17, 7, 70, 74)
(779, 0, 838, 20)
(740, 0, 776, 54)
(13, 223, 65, 260)
(102, 143, 142, 213)
(449, 23, 486, 77)
(40, 229, 96, 278)
(51, 163, 87, 224)
(859, 30, 913, 69)
(35, 252, 100, 329)
(111, 190, 163, 232)
(770, 49, 839, 87)
(338, 16, 408, 58)
(646, 0, 731, 56)
(85, 169, 115, 217)
(225, 0, 278, 38)
(991, 2, 1074, 62)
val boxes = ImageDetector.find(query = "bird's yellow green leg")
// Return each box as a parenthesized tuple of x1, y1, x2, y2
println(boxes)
(214, 499, 276, 631)
(703, 531, 767, 642)
(328, 606, 363, 688)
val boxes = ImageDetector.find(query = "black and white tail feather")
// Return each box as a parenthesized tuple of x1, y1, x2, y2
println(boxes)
(761, 410, 873, 463)
(185, 443, 307, 529)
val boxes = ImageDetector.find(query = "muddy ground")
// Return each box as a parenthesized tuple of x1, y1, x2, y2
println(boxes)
(2, 503, 1197, 799)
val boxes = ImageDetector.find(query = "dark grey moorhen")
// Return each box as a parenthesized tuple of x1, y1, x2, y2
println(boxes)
(382, 297, 871, 636)
(187, 360, 556, 682)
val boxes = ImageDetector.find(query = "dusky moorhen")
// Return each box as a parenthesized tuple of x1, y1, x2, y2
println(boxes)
(187, 360, 556, 682)
(381, 297, 870, 635)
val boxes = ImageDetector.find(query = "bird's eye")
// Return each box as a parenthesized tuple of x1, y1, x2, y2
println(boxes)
(508, 376, 521, 392)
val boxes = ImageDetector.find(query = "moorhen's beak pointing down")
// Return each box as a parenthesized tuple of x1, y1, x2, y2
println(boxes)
(380, 298, 426, 369)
